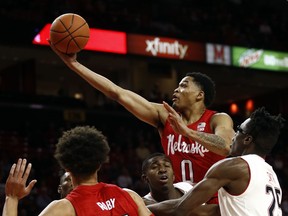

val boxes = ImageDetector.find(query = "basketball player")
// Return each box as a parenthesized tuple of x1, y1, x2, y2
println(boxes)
(147, 107, 284, 216)
(49, 42, 235, 203)
(141, 153, 193, 205)
(57, 171, 73, 198)
(3, 126, 154, 216)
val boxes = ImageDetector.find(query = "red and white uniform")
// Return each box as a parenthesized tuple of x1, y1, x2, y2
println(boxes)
(161, 109, 224, 183)
(143, 181, 193, 203)
(219, 154, 282, 216)
(66, 182, 139, 216)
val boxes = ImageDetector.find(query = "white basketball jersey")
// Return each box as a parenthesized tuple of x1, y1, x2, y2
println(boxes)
(219, 154, 282, 216)
(143, 181, 193, 202)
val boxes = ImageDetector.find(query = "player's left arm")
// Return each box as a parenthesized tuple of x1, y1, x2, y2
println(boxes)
(164, 100, 234, 156)
(183, 112, 234, 156)
(196, 112, 235, 156)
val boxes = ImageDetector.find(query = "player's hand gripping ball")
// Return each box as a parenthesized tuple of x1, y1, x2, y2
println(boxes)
(50, 13, 90, 54)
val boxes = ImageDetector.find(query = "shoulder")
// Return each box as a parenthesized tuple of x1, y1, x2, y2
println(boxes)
(102, 182, 127, 191)
(206, 157, 248, 178)
(174, 181, 194, 192)
(212, 157, 246, 168)
(143, 196, 157, 205)
(123, 188, 145, 202)
(211, 112, 233, 120)
(103, 183, 131, 195)
(39, 199, 75, 216)
(203, 110, 232, 124)
(123, 188, 139, 197)
(124, 189, 155, 215)
(123, 188, 147, 207)
(210, 112, 234, 129)
(240, 154, 266, 167)
(142, 192, 156, 205)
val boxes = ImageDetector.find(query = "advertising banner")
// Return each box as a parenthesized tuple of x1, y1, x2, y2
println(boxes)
(232, 46, 288, 72)
(33, 24, 127, 54)
(127, 34, 205, 62)
(206, 43, 231, 65)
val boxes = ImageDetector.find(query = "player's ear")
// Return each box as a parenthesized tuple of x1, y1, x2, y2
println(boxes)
(243, 135, 253, 145)
(141, 174, 149, 183)
(196, 90, 204, 100)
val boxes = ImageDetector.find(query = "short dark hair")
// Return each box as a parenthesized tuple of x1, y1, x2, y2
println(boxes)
(54, 126, 110, 179)
(186, 72, 216, 107)
(142, 152, 171, 173)
(246, 107, 285, 154)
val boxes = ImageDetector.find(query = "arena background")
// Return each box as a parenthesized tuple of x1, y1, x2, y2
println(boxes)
(0, 0, 288, 214)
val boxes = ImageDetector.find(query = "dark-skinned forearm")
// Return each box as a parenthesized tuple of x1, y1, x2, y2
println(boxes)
(147, 199, 180, 216)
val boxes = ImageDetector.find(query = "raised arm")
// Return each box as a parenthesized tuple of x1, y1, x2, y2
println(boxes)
(49, 41, 168, 128)
(2, 159, 37, 216)
(163, 101, 234, 156)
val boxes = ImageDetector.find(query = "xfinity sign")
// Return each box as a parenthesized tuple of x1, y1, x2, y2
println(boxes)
(145, 37, 188, 59)
(127, 34, 205, 62)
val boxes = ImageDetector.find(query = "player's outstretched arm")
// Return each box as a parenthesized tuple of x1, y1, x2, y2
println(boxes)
(2, 158, 37, 216)
(49, 41, 167, 128)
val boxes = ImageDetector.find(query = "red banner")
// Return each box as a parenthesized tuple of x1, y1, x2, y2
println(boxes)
(33, 25, 205, 61)
(127, 34, 205, 62)
(33, 24, 127, 54)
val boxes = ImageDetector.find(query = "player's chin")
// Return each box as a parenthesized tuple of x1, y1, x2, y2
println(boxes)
(171, 101, 178, 109)
(229, 148, 241, 157)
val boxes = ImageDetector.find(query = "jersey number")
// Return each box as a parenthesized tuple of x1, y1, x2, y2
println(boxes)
(181, 160, 193, 182)
(266, 185, 281, 216)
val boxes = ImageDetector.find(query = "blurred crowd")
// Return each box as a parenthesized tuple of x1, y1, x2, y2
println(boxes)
(1, 0, 288, 51)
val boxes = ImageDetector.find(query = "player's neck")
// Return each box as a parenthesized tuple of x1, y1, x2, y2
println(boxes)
(181, 107, 206, 125)
(152, 187, 183, 202)
(72, 174, 99, 186)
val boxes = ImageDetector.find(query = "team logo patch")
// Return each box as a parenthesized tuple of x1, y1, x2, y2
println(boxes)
(197, 122, 206, 132)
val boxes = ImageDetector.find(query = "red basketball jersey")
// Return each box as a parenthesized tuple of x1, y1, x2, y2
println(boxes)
(161, 109, 225, 183)
(66, 183, 139, 216)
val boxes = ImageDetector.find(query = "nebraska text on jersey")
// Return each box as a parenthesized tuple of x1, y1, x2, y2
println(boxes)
(166, 134, 209, 157)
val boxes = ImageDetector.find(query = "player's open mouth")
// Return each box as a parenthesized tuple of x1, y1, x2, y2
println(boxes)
(172, 94, 178, 102)
(159, 175, 168, 182)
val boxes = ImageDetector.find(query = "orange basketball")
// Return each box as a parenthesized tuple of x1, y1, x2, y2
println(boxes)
(50, 13, 90, 54)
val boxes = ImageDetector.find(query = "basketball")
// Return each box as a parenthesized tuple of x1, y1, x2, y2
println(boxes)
(50, 13, 90, 54)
